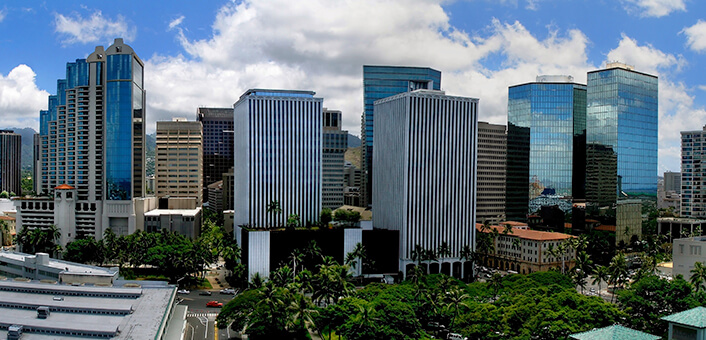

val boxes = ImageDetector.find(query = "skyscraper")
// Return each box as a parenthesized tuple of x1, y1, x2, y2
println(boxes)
(506, 76, 586, 222)
(0, 131, 21, 196)
(233, 89, 322, 228)
(586, 63, 657, 243)
(361, 65, 441, 207)
(22, 38, 145, 242)
(476, 122, 507, 225)
(681, 126, 706, 218)
(155, 118, 203, 205)
(586, 63, 658, 207)
(664, 171, 681, 194)
(322, 109, 348, 209)
(197, 107, 234, 204)
(373, 89, 477, 279)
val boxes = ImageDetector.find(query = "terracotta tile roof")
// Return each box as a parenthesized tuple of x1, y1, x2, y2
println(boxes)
(0, 216, 14, 221)
(475, 224, 575, 241)
(595, 225, 616, 232)
(564, 223, 572, 228)
(501, 221, 529, 227)
(55, 184, 75, 190)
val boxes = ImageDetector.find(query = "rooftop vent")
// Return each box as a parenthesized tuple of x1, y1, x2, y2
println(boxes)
(7, 325, 23, 340)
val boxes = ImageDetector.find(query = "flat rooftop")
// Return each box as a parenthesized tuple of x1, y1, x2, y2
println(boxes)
(144, 208, 201, 217)
(0, 279, 177, 339)
(0, 251, 117, 276)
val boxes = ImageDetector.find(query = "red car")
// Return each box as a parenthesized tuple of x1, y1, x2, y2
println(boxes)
(206, 301, 223, 308)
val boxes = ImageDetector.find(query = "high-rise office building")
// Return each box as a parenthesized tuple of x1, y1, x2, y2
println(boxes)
(586, 63, 658, 206)
(233, 89, 322, 228)
(586, 63, 657, 242)
(507, 76, 586, 222)
(197, 107, 234, 203)
(476, 122, 506, 225)
(373, 89, 477, 279)
(681, 126, 706, 218)
(155, 118, 203, 205)
(0, 131, 21, 195)
(21, 38, 146, 243)
(322, 109, 348, 209)
(664, 171, 681, 194)
(361, 65, 441, 207)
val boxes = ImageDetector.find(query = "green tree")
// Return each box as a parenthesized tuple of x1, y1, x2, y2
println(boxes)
(592, 265, 609, 296)
(266, 200, 282, 228)
(690, 261, 706, 292)
(63, 237, 104, 265)
(489, 272, 503, 300)
(286, 214, 300, 230)
(320, 208, 333, 226)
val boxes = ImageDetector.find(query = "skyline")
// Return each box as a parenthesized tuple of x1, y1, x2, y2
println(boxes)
(0, 0, 705, 174)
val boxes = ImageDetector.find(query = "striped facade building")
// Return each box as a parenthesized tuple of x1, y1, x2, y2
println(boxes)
(0, 130, 21, 195)
(233, 89, 322, 228)
(372, 89, 478, 278)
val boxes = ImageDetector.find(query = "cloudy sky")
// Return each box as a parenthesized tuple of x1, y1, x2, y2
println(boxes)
(0, 0, 704, 173)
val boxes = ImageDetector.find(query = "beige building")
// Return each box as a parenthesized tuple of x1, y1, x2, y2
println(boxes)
(156, 118, 203, 205)
(476, 224, 576, 274)
(673, 236, 706, 279)
(616, 200, 642, 246)
(476, 122, 506, 225)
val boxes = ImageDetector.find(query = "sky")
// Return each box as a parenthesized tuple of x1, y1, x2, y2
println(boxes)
(0, 0, 705, 174)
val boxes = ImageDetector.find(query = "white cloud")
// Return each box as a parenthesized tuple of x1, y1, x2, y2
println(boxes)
(145, 0, 592, 136)
(141, 0, 693, 174)
(606, 33, 686, 74)
(54, 10, 135, 45)
(0, 65, 48, 130)
(168, 15, 184, 31)
(0, 10, 5, 23)
(683, 20, 706, 52)
(621, 0, 686, 17)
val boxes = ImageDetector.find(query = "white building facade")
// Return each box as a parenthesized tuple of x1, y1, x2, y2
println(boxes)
(233, 89, 322, 228)
(372, 89, 478, 277)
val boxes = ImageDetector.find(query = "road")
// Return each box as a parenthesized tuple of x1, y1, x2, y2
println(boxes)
(179, 289, 237, 340)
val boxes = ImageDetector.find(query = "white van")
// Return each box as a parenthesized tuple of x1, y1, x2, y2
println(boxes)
(447, 333, 467, 340)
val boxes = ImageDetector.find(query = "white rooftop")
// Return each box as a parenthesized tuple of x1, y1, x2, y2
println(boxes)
(144, 208, 201, 217)
(0, 251, 117, 276)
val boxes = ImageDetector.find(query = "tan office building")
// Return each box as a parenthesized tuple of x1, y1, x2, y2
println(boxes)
(476, 122, 506, 225)
(156, 119, 203, 205)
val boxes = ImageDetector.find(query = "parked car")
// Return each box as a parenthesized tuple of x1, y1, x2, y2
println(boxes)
(219, 288, 236, 295)
(199, 291, 212, 296)
(177, 289, 190, 295)
(206, 301, 223, 308)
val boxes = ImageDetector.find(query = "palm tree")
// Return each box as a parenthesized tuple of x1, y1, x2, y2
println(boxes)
(592, 265, 609, 296)
(345, 242, 367, 276)
(289, 249, 304, 277)
(460, 244, 474, 281)
(287, 293, 318, 334)
(437, 241, 452, 273)
(444, 287, 470, 328)
(411, 244, 425, 266)
(607, 253, 628, 303)
(573, 251, 593, 293)
(489, 272, 503, 300)
(690, 262, 706, 292)
(266, 200, 282, 228)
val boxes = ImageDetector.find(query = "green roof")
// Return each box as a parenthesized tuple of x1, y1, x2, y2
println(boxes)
(661, 307, 706, 328)
(569, 325, 660, 340)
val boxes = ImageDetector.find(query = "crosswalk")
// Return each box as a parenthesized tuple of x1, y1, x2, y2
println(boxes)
(187, 312, 219, 318)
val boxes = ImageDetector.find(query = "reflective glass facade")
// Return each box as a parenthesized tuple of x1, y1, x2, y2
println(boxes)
(586, 67, 658, 208)
(361, 65, 441, 206)
(507, 82, 586, 221)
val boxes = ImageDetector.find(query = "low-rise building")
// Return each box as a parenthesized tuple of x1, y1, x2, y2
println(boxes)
(569, 325, 659, 340)
(144, 208, 202, 239)
(0, 276, 185, 339)
(673, 236, 706, 279)
(661, 306, 706, 340)
(658, 218, 706, 242)
(0, 251, 119, 285)
(475, 224, 576, 274)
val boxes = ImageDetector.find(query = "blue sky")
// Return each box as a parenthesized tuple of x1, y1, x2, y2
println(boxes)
(0, 0, 704, 174)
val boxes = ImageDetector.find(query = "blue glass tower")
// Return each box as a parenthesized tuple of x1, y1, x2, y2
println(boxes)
(586, 64, 658, 208)
(507, 76, 586, 222)
(361, 65, 441, 206)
